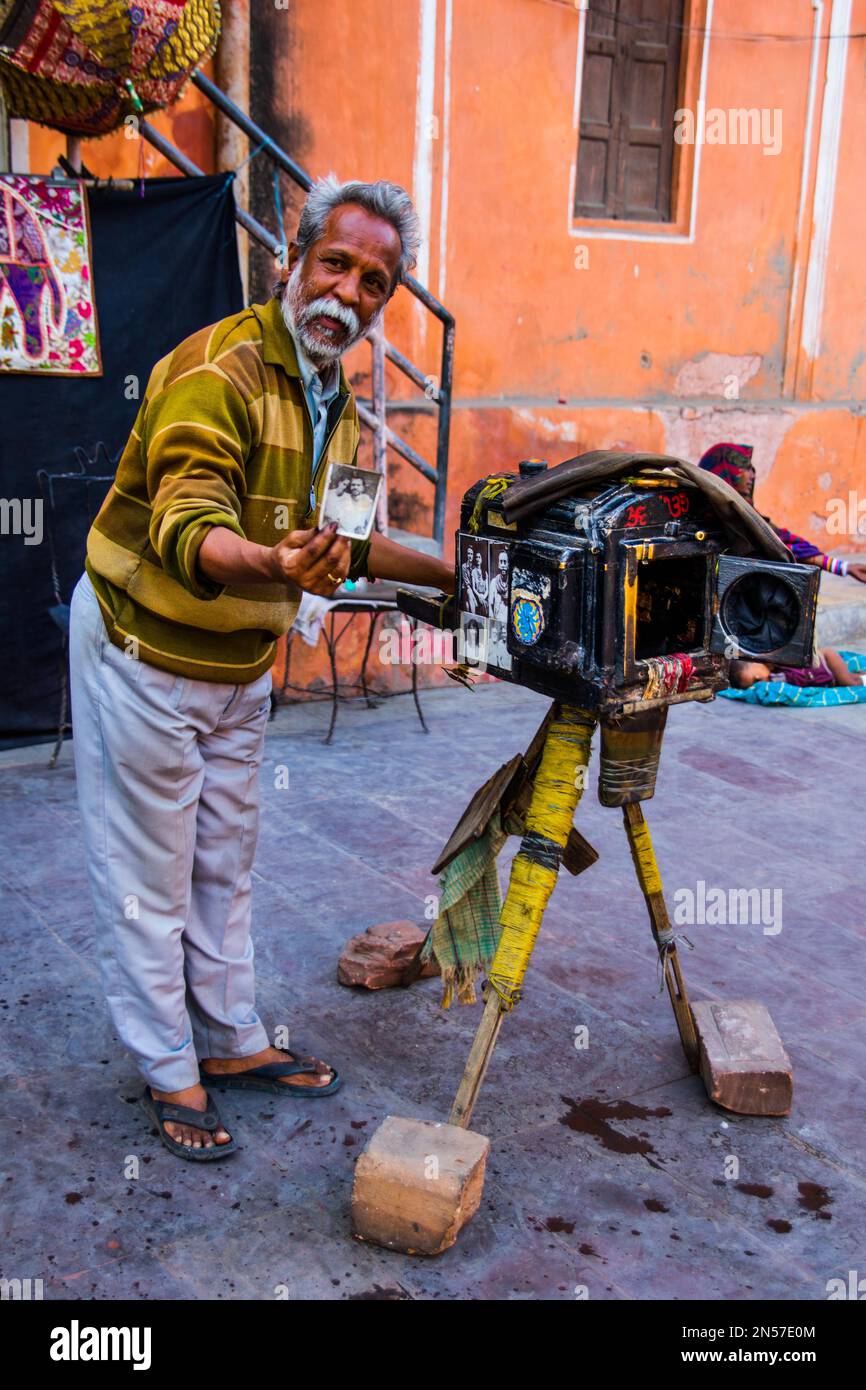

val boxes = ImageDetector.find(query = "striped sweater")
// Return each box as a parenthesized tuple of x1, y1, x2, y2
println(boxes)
(85, 296, 370, 684)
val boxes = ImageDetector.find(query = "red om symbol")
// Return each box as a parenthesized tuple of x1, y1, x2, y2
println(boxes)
(661, 491, 690, 518)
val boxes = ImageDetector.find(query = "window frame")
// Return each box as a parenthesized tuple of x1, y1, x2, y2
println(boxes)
(570, 0, 712, 243)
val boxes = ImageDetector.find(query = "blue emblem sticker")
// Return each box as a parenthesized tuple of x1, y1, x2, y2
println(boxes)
(511, 596, 544, 645)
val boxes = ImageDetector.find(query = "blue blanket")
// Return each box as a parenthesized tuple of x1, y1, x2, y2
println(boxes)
(719, 652, 866, 706)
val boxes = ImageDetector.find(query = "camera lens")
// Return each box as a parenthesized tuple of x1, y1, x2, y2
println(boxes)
(721, 572, 800, 654)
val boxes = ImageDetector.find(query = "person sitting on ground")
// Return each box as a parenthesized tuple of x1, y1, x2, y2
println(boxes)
(730, 650, 866, 690)
(698, 442, 866, 583)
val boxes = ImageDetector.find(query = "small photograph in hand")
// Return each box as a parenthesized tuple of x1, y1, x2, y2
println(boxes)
(319, 463, 382, 541)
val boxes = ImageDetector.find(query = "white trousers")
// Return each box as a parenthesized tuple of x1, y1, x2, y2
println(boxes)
(69, 571, 273, 1092)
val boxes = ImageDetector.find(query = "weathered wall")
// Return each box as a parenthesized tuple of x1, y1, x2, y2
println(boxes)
(263, 0, 865, 559)
(12, 1, 865, 699)
(16, 2, 864, 555)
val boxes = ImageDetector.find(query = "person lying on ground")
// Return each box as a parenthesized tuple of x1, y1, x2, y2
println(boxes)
(729, 650, 866, 690)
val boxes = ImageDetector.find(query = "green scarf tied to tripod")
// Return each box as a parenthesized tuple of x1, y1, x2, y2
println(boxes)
(423, 809, 523, 1007)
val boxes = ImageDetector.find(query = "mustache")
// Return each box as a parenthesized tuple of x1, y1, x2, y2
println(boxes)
(297, 295, 360, 338)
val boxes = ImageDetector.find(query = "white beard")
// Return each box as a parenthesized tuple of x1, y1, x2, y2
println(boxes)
(280, 262, 384, 366)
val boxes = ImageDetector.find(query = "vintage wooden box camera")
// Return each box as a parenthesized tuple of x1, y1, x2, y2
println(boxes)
(401, 460, 820, 725)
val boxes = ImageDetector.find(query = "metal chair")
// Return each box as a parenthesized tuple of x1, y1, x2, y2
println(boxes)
(36, 443, 117, 765)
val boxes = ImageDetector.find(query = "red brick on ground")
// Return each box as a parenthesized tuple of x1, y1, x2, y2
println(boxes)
(352, 1115, 490, 1255)
(337, 920, 439, 989)
(692, 999, 793, 1116)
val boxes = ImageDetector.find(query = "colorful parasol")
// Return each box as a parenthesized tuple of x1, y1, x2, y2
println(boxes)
(0, 0, 220, 136)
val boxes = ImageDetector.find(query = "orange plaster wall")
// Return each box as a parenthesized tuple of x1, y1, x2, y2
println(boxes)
(807, 0, 866, 403)
(761, 412, 866, 551)
(414, 0, 806, 401)
(10, 2, 864, 704)
(270, 0, 865, 560)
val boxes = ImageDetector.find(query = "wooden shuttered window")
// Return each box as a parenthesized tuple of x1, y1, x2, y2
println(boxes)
(574, 0, 685, 222)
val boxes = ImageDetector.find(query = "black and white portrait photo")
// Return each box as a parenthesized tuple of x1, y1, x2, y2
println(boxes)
(459, 611, 489, 670)
(459, 533, 490, 616)
(488, 543, 510, 624)
(487, 618, 512, 673)
(319, 462, 382, 540)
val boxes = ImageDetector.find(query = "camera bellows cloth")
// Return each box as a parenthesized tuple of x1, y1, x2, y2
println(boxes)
(499, 451, 790, 562)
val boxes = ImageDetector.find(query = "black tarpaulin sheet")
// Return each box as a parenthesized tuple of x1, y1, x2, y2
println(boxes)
(0, 174, 244, 738)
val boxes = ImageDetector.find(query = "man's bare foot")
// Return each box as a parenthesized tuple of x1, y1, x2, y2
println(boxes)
(201, 1045, 335, 1090)
(149, 1082, 233, 1149)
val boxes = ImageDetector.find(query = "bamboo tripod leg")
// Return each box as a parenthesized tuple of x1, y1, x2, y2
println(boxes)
(447, 703, 597, 1130)
(448, 990, 504, 1128)
(622, 802, 699, 1070)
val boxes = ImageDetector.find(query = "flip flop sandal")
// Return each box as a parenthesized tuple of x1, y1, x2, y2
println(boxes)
(140, 1086, 238, 1161)
(200, 1046, 341, 1098)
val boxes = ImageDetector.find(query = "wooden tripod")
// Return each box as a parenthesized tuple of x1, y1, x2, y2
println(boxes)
(351, 703, 792, 1257)
(447, 702, 698, 1131)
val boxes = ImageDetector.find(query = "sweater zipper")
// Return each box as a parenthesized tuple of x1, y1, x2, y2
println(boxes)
(306, 391, 351, 518)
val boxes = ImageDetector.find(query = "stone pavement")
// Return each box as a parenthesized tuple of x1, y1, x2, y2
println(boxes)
(1, 678, 864, 1301)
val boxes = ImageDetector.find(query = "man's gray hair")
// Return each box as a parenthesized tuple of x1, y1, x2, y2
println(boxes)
(287, 174, 421, 289)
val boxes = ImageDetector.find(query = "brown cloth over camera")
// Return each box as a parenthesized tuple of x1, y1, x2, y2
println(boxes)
(498, 450, 792, 563)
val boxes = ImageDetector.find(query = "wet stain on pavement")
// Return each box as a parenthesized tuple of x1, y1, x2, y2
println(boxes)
(797, 1181, 833, 1219)
(545, 1216, 575, 1233)
(347, 1284, 412, 1300)
(560, 1095, 672, 1160)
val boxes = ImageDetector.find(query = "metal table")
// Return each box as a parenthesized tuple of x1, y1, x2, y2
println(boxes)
(277, 594, 428, 744)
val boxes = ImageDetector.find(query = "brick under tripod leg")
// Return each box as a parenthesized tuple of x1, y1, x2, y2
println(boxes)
(449, 703, 597, 1128)
(620, 799, 793, 1110)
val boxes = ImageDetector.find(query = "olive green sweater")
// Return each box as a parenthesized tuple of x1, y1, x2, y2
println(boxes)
(85, 297, 370, 684)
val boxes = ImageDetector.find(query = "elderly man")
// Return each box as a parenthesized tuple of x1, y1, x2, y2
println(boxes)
(70, 176, 454, 1160)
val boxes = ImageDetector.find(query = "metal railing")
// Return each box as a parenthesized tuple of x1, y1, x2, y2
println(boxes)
(140, 68, 454, 549)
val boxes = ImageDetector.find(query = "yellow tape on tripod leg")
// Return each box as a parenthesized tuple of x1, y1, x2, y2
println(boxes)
(488, 707, 595, 1006)
(625, 814, 663, 897)
(488, 857, 557, 1000)
(524, 711, 594, 845)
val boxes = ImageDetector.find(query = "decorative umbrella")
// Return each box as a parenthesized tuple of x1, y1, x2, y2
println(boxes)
(0, 0, 220, 137)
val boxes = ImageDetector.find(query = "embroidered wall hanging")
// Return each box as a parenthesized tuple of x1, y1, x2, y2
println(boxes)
(0, 174, 102, 376)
